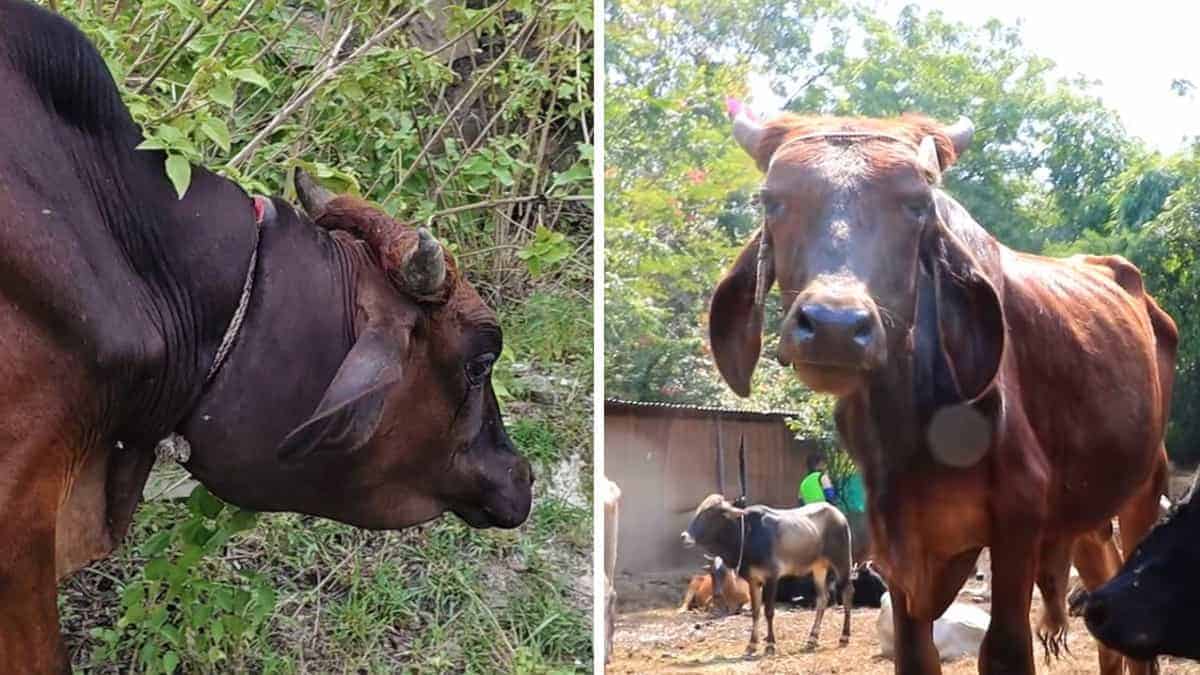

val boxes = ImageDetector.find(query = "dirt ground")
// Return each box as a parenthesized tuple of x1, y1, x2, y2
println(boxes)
(608, 585, 1200, 675)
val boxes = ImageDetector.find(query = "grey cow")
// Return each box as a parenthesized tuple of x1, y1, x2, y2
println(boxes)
(681, 494, 854, 656)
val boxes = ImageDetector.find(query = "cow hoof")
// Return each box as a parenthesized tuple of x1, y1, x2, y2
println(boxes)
(805, 639, 818, 652)
(744, 645, 757, 657)
(764, 644, 776, 656)
(839, 636, 850, 647)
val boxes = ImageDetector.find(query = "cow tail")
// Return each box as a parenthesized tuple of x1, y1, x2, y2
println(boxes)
(1145, 294, 1178, 423)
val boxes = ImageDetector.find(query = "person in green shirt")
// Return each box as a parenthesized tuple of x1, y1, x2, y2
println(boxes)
(799, 453, 837, 506)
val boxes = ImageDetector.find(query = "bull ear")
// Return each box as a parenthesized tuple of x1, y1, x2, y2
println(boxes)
(276, 322, 406, 460)
(915, 214, 1005, 467)
(710, 228, 774, 397)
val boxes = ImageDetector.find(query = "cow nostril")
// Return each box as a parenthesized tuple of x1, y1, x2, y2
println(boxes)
(793, 307, 816, 342)
(852, 315, 874, 347)
(1085, 597, 1109, 629)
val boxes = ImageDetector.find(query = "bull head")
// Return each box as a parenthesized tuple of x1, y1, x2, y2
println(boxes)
(711, 103, 1003, 465)
(185, 171, 532, 531)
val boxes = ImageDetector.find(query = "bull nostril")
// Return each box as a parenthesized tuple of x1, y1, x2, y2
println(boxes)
(1085, 597, 1109, 629)
(852, 315, 874, 347)
(793, 307, 816, 342)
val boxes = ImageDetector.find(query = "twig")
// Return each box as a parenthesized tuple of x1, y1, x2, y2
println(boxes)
(165, 0, 263, 117)
(227, 1, 433, 169)
(136, 0, 234, 95)
(390, 3, 548, 198)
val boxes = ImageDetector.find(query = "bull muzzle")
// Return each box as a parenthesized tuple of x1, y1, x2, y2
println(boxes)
(680, 531, 696, 548)
(777, 289, 885, 372)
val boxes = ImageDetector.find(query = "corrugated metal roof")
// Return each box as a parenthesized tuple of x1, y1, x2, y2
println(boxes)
(604, 398, 800, 419)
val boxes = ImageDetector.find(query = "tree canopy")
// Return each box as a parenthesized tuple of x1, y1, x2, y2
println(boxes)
(605, 0, 1200, 464)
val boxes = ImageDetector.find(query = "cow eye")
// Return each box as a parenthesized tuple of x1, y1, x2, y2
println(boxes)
(761, 194, 784, 220)
(903, 198, 931, 222)
(466, 352, 496, 386)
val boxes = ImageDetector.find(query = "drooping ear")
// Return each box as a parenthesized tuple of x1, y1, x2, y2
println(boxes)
(277, 322, 408, 460)
(710, 228, 774, 397)
(914, 211, 1006, 466)
(928, 225, 1005, 401)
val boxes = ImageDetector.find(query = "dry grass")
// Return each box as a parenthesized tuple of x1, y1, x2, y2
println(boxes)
(608, 599, 1200, 675)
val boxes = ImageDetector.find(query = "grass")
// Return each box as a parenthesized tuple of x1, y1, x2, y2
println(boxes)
(60, 287, 593, 674)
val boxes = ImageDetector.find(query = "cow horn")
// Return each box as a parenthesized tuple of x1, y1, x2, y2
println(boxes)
(728, 97, 766, 158)
(917, 135, 942, 182)
(945, 116, 975, 157)
(295, 169, 336, 218)
(397, 227, 447, 299)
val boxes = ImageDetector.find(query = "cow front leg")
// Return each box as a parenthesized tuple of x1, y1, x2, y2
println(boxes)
(839, 568, 853, 646)
(890, 587, 940, 675)
(762, 576, 778, 655)
(807, 566, 829, 650)
(1072, 527, 1128, 675)
(745, 577, 762, 656)
(980, 535, 1038, 675)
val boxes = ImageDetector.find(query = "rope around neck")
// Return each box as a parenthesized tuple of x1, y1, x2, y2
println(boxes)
(154, 199, 264, 463)
(735, 512, 747, 576)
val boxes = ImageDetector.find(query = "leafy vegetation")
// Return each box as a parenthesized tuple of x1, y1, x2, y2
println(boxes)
(605, 0, 1200, 466)
(48, 0, 592, 671)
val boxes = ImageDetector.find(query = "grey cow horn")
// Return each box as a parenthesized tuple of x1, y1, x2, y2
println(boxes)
(945, 116, 975, 157)
(399, 227, 447, 300)
(294, 169, 336, 218)
(733, 113, 767, 159)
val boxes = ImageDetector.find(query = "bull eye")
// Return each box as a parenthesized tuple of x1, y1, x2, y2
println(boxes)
(903, 198, 932, 222)
(761, 194, 784, 220)
(465, 352, 496, 386)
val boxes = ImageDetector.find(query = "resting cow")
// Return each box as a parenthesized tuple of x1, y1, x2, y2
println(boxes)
(681, 494, 853, 655)
(709, 100, 1175, 674)
(1078, 471, 1200, 661)
(0, 2, 533, 670)
(679, 555, 750, 613)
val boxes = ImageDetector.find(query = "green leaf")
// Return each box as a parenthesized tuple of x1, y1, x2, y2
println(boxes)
(229, 67, 271, 90)
(165, 154, 191, 200)
(162, 651, 180, 675)
(199, 117, 231, 153)
(144, 557, 171, 581)
(187, 485, 225, 519)
(210, 78, 236, 108)
(140, 530, 173, 557)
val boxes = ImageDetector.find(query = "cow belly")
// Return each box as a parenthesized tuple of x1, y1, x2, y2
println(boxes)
(1006, 257, 1163, 533)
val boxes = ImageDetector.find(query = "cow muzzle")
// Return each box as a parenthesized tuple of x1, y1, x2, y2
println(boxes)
(453, 455, 534, 529)
(680, 531, 696, 548)
(777, 286, 885, 393)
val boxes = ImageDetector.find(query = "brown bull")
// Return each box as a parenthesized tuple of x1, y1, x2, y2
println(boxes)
(0, 3, 532, 670)
(709, 100, 1173, 675)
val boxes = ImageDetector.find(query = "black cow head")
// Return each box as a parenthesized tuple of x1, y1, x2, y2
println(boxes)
(681, 494, 744, 552)
(1083, 477, 1200, 660)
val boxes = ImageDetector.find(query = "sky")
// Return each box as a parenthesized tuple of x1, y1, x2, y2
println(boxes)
(750, 0, 1200, 154)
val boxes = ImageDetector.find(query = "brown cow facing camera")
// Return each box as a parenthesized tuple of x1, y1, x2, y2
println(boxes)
(0, 2, 532, 669)
(710, 99, 1175, 675)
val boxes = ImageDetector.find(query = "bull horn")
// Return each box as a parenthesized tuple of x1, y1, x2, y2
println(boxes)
(728, 97, 766, 159)
(295, 169, 337, 218)
(945, 116, 975, 158)
(398, 227, 447, 299)
(917, 135, 942, 182)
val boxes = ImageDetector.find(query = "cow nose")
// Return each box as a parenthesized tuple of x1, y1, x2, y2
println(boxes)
(1084, 595, 1109, 632)
(680, 531, 695, 547)
(794, 304, 875, 348)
